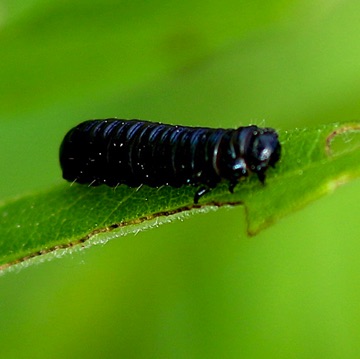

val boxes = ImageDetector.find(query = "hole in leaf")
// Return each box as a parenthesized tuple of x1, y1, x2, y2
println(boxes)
(326, 124, 360, 157)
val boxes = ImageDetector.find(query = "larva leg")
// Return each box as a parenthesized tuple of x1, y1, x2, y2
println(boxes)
(257, 171, 266, 184)
(194, 186, 211, 204)
(228, 181, 238, 194)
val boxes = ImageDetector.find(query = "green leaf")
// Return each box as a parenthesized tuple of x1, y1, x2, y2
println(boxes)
(0, 121, 359, 273)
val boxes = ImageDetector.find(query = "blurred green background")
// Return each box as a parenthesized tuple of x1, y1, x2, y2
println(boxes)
(1, 1, 360, 358)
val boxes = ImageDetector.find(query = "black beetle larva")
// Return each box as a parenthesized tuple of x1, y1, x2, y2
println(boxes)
(60, 119, 281, 203)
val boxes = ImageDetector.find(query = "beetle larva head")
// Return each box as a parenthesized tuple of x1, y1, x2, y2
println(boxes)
(218, 126, 280, 184)
(246, 128, 281, 182)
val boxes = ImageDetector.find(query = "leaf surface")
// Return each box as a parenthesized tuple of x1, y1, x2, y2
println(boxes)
(0, 121, 359, 273)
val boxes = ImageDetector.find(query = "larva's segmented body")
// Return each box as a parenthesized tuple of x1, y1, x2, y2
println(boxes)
(60, 119, 281, 203)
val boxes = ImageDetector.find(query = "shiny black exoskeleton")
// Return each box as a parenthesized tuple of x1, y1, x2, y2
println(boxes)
(60, 119, 281, 203)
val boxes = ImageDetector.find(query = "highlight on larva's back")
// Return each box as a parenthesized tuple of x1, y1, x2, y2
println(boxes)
(59, 119, 281, 203)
